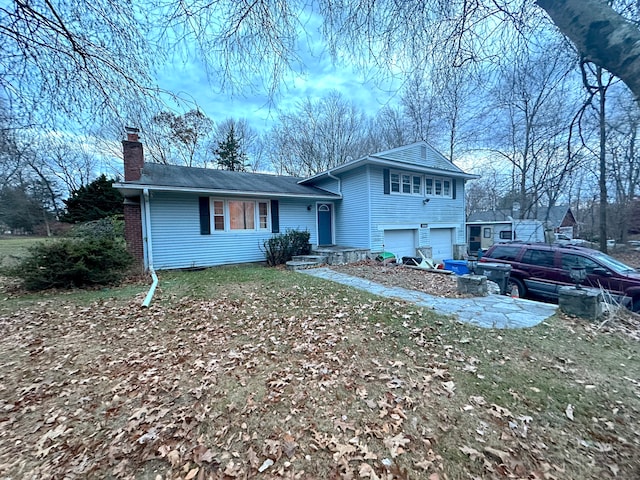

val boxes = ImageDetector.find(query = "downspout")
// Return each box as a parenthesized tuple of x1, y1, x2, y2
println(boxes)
(141, 188, 158, 308)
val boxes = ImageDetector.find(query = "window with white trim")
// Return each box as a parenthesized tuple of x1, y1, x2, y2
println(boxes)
(412, 175, 421, 194)
(424, 176, 453, 198)
(210, 199, 270, 232)
(425, 178, 433, 195)
(390, 173, 400, 193)
(389, 171, 424, 196)
(213, 200, 224, 231)
(388, 171, 453, 198)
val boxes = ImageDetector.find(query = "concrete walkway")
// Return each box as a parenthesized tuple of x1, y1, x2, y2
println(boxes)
(300, 268, 558, 329)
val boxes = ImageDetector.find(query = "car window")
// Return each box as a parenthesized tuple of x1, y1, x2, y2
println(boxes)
(560, 254, 600, 274)
(488, 245, 520, 261)
(590, 252, 636, 273)
(521, 249, 555, 267)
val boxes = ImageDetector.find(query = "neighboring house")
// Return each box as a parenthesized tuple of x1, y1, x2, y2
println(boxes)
(115, 132, 478, 270)
(467, 205, 578, 251)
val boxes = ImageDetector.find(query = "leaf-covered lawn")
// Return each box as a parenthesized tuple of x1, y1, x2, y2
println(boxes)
(0, 265, 638, 479)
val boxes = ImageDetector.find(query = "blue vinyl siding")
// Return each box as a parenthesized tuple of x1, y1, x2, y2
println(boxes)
(312, 177, 341, 195)
(147, 192, 316, 269)
(334, 166, 371, 248)
(278, 198, 319, 244)
(368, 167, 466, 251)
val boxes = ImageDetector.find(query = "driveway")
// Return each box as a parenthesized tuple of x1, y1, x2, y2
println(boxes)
(301, 267, 558, 329)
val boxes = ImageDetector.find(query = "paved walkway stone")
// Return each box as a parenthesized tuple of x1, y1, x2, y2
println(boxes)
(300, 268, 557, 329)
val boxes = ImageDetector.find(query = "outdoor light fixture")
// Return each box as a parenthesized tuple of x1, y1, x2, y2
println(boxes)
(570, 266, 587, 289)
(423, 198, 430, 205)
(467, 257, 478, 275)
(307, 205, 312, 211)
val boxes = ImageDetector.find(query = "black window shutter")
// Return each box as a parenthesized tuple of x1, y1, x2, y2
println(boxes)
(271, 200, 280, 233)
(199, 197, 211, 235)
(383, 169, 390, 195)
(452, 179, 457, 199)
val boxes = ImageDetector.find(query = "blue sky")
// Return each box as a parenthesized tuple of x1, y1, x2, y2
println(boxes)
(153, 23, 404, 133)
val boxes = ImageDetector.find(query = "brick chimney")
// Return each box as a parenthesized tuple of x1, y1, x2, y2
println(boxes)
(122, 127, 145, 269)
(123, 127, 143, 181)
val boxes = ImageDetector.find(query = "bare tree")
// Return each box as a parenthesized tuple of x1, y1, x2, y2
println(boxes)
(483, 43, 579, 218)
(537, 0, 640, 100)
(361, 107, 413, 155)
(38, 136, 98, 193)
(577, 62, 617, 252)
(269, 92, 367, 176)
(146, 109, 214, 167)
(5, 0, 640, 133)
(606, 89, 640, 243)
(1, 0, 160, 127)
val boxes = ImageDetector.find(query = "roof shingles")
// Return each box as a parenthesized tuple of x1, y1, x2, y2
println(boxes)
(128, 163, 338, 197)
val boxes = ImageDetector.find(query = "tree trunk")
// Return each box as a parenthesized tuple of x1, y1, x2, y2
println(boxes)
(537, 0, 640, 100)
(597, 66, 608, 254)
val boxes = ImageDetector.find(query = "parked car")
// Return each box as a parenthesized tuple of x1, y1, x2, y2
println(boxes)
(553, 233, 588, 246)
(480, 242, 640, 311)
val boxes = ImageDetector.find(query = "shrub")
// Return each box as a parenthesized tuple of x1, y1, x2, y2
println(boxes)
(5, 237, 132, 290)
(262, 229, 311, 266)
(67, 216, 125, 240)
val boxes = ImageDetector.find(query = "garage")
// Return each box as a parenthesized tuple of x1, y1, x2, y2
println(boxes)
(384, 229, 417, 259)
(430, 228, 453, 261)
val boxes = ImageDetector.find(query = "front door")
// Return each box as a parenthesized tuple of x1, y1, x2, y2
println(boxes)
(317, 203, 333, 245)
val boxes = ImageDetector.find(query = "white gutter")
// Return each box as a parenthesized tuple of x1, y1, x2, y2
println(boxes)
(112, 183, 342, 199)
(141, 188, 158, 308)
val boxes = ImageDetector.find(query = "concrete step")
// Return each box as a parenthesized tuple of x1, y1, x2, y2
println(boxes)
(291, 254, 328, 263)
(286, 260, 323, 271)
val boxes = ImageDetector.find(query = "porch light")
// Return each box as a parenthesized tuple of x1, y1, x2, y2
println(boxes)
(423, 198, 430, 205)
(570, 266, 587, 290)
(467, 257, 478, 275)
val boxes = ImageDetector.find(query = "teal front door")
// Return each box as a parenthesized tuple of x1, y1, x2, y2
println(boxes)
(317, 204, 333, 245)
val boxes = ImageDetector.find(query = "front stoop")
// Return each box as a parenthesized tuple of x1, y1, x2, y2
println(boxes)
(286, 255, 328, 271)
(311, 247, 370, 265)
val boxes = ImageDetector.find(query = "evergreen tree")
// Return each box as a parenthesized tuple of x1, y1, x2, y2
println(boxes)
(214, 125, 247, 171)
(0, 186, 43, 233)
(62, 175, 123, 223)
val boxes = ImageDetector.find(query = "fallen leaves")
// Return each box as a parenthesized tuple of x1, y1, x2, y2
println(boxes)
(1, 269, 638, 480)
(565, 404, 575, 421)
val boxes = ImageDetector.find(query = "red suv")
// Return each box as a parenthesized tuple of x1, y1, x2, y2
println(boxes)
(480, 243, 640, 311)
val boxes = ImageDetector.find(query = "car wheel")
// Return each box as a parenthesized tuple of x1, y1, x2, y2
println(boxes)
(632, 297, 640, 313)
(508, 278, 526, 298)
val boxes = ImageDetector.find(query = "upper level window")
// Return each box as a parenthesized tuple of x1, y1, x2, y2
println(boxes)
(425, 178, 433, 195)
(390, 173, 400, 193)
(402, 174, 411, 193)
(390, 171, 424, 196)
(388, 171, 452, 198)
(425, 176, 452, 198)
(412, 176, 421, 194)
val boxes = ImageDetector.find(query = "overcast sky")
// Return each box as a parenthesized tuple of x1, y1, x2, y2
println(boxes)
(153, 23, 404, 134)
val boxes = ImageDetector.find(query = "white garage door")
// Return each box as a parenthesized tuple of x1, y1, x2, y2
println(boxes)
(384, 229, 417, 259)
(430, 228, 453, 261)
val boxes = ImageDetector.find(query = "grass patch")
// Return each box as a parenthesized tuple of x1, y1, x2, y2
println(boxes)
(0, 264, 638, 479)
(0, 236, 51, 267)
